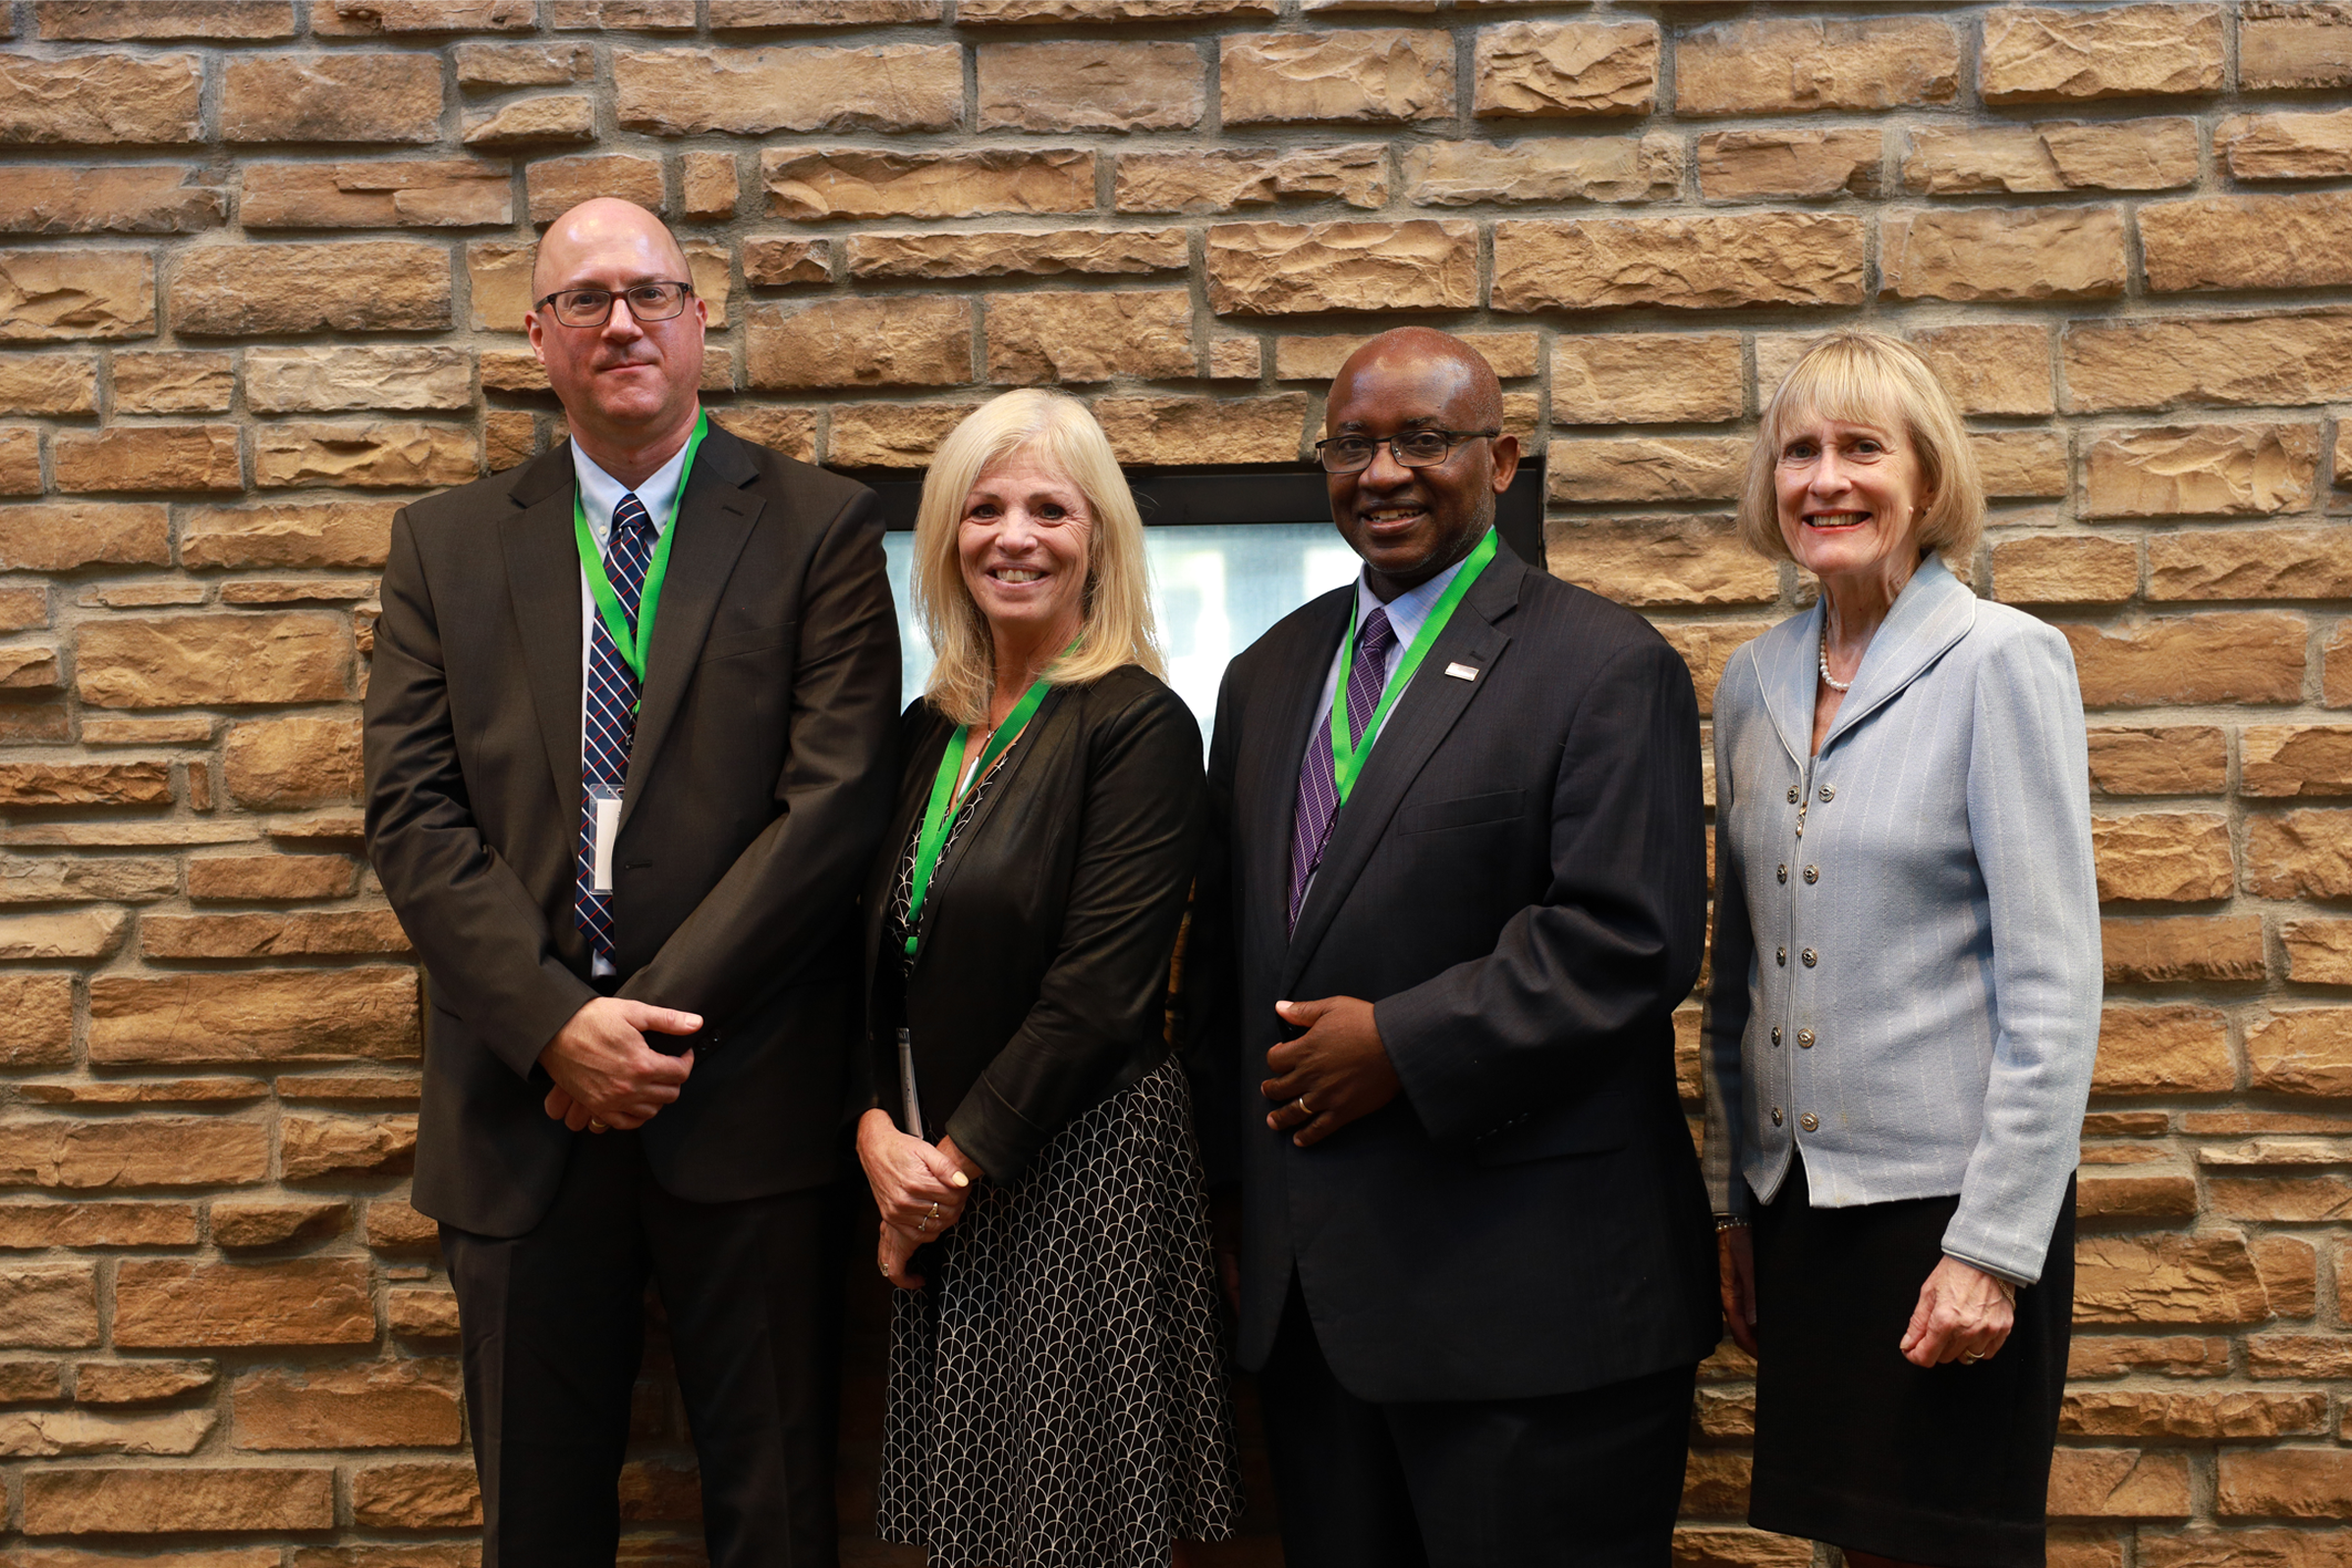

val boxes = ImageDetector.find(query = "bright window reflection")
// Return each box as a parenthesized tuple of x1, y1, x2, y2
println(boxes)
(881, 524, 1361, 741)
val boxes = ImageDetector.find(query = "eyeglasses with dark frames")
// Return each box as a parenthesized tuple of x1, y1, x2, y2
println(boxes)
(1314, 428, 1500, 475)
(532, 280, 696, 329)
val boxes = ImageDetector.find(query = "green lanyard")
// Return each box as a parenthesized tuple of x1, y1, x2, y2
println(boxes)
(573, 412, 708, 710)
(1330, 527, 1498, 806)
(902, 674, 1056, 959)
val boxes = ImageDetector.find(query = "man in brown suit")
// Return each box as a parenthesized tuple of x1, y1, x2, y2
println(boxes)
(364, 197, 899, 1566)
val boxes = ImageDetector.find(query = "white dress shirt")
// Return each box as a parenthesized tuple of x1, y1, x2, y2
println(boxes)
(1303, 549, 1476, 754)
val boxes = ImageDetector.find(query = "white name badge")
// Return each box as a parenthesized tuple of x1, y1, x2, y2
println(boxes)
(590, 790, 622, 893)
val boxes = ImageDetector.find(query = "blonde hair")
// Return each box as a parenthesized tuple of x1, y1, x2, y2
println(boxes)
(913, 389, 1164, 726)
(1737, 330, 1986, 569)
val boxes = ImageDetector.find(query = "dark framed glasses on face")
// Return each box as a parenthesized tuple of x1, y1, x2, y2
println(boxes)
(1315, 428, 1499, 475)
(533, 280, 695, 328)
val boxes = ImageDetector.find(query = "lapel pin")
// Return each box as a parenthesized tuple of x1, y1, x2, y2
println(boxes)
(1444, 662, 1479, 681)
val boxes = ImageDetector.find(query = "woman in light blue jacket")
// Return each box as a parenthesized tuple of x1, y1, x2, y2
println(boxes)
(1703, 331, 2100, 1568)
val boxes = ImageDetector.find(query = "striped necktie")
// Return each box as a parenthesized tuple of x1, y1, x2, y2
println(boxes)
(1286, 604, 1395, 935)
(576, 491, 655, 969)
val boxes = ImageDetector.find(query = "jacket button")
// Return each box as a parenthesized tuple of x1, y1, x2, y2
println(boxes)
(1777, 863, 1789, 883)
(1799, 1112, 1820, 1132)
(1786, 786, 1800, 804)
(1804, 865, 1819, 884)
(1776, 946, 1787, 967)
(1771, 1026, 1782, 1045)
(1819, 784, 1835, 802)
(1770, 1106, 1784, 1127)
(1797, 1029, 1815, 1048)
(1802, 947, 1818, 968)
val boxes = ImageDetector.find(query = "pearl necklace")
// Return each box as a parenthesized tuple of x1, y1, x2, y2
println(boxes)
(1818, 621, 1853, 693)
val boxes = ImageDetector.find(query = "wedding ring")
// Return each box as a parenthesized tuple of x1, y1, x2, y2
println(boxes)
(588, 1119, 608, 1133)
(1296, 1095, 1312, 1116)
(1961, 1351, 1984, 1364)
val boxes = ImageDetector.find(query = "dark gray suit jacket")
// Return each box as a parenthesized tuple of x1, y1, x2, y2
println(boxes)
(1187, 549, 1720, 1403)
(364, 424, 900, 1237)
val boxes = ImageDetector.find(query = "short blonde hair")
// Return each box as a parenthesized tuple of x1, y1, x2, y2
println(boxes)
(913, 389, 1164, 727)
(1737, 330, 1986, 569)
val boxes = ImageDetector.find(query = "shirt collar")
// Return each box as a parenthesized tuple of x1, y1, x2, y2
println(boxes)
(1353, 545, 1474, 655)
(570, 433, 694, 548)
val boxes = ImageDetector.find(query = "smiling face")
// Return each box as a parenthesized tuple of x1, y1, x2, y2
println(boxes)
(1324, 333, 1520, 599)
(527, 198, 706, 457)
(957, 445, 1093, 649)
(1772, 413, 1932, 591)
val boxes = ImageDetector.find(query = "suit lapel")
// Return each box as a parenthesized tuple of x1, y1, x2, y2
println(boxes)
(1757, 602, 1822, 774)
(1241, 590, 1351, 966)
(1820, 554, 1976, 754)
(499, 445, 588, 824)
(620, 424, 764, 829)
(1280, 558, 1522, 991)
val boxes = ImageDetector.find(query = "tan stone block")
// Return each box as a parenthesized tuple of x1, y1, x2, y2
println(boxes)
(185, 855, 352, 904)
(1992, 535, 2133, 605)
(0, 504, 168, 572)
(114, 1260, 372, 1349)
(1548, 438, 1747, 506)
(680, 150, 737, 222)
(219, 715, 363, 814)
(247, 347, 471, 417)
(1983, 4, 2223, 103)
(1904, 120, 2198, 195)
(36, 1, 296, 38)
(181, 502, 396, 570)
(764, 148, 1094, 223)
(2142, 193, 2352, 294)
(1116, 143, 1385, 213)
(978, 40, 1203, 133)
(700, 405, 810, 464)
(278, 1113, 418, 1180)
(2246, 726, 2352, 797)
(0, 1404, 216, 1457)
(1473, 21, 1656, 118)
(2218, 1451, 2352, 1519)
(1879, 206, 2127, 303)
(367, 1200, 439, 1253)
(0, 1263, 97, 1348)
(2256, 1010, 2352, 1096)
(208, 1199, 347, 1250)
(824, 400, 980, 469)
(464, 240, 533, 334)
(0, 248, 154, 341)
(0, 974, 73, 1070)
(1678, 1448, 1750, 1517)
(959, 0, 1264, 15)
(2095, 811, 2234, 901)
(2152, 527, 2352, 601)
(22, 1466, 335, 1534)
(278, 1075, 420, 1109)
(1675, 17, 1958, 116)
(0, 165, 224, 237)
(526, 153, 664, 225)
(1402, 136, 1680, 207)
(2331, 624, 2352, 709)
(2248, 811, 2352, 898)
(2063, 312, 2352, 415)
(456, 40, 594, 87)
(1092, 394, 1309, 467)
(2084, 425, 2320, 518)
(1673, 1528, 1811, 1568)
(1545, 516, 1777, 608)
(0, 354, 95, 416)
(0, 1118, 266, 1192)
(984, 290, 1193, 386)
(2065, 1392, 2325, 1439)
(319, 0, 535, 29)
(615, 44, 959, 136)
(110, 353, 228, 418)
(1975, 428, 2070, 498)
(549, 0, 697, 24)
(2087, 726, 2226, 796)
(851, 229, 1185, 283)
(1903, 324, 2052, 419)
(2075, 1232, 2270, 1325)
(2067, 1335, 2231, 1379)
(1205, 220, 1478, 316)
(1221, 29, 1450, 125)
(0, 762, 172, 808)
(254, 421, 477, 490)
(2143, 1529, 2352, 1568)
(21, 1079, 263, 1109)
(388, 1285, 461, 1341)
(747, 296, 969, 391)
(0, 424, 34, 496)
(1275, 330, 1536, 383)
(1492, 213, 1866, 311)
(0, 644, 62, 691)
(2213, 1176, 2352, 1223)
(173, 243, 449, 336)
(50, 424, 238, 494)
(484, 409, 535, 473)
(243, 159, 512, 230)
(462, 94, 593, 149)
(140, 911, 409, 961)
(2094, 1003, 2231, 1094)
(234, 1360, 461, 1451)
(2100, 915, 2267, 982)
(353, 1461, 483, 1529)
(2077, 1171, 2200, 1219)
(0, 585, 47, 632)
(0, 1358, 62, 1403)
(743, 238, 830, 289)
(0, 911, 127, 963)
(0, 54, 203, 145)
(2220, 107, 2352, 182)
(86, 968, 418, 1066)
(2284, 919, 2352, 983)
(0, 1202, 196, 1249)
(2243, 1, 2352, 90)
(1655, 622, 1771, 719)
(74, 1358, 215, 1403)
(1207, 337, 1261, 381)
(1695, 129, 1881, 200)
(221, 53, 442, 144)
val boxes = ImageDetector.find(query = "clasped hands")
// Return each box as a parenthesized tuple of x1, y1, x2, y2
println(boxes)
(1718, 1227, 2016, 1369)
(538, 995, 700, 1133)
(857, 1108, 980, 1289)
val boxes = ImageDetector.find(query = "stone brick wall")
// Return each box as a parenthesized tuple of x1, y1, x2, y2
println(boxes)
(3, 0, 2351, 1561)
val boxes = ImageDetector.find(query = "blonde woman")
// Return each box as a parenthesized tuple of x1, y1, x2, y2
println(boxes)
(855, 389, 1240, 1567)
(1703, 331, 2099, 1568)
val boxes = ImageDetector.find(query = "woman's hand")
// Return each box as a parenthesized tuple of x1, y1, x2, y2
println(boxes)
(1717, 1224, 1759, 1357)
(1900, 1256, 2016, 1368)
(857, 1107, 972, 1238)
(878, 1221, 926, 1290)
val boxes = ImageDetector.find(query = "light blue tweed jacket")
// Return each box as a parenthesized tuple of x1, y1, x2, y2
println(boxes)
(1699, 555, 2101, 1284)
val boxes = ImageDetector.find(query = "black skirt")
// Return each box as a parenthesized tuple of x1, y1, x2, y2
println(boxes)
(1748, 1155, 2074, 1568)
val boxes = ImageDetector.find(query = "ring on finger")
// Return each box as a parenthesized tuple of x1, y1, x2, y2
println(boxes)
(1960, 1351, 1985, 1364)
(1294, 1094, 1312, 1117)
(588, 1119, 609, 1133)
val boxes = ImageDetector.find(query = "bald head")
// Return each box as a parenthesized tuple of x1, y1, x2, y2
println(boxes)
(1330, 327, 1503, 435)
(532, 197, 690, 299)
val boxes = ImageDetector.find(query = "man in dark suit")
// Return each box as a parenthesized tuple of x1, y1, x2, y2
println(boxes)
(364, 198, 899, 1567)
(1188, 327, 1718, 1567)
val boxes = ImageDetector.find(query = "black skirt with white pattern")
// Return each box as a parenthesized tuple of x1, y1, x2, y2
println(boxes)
(875, 1052, 1243, 1568)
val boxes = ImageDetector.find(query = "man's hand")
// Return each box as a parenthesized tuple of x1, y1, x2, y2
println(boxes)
(1261, 995, 1399, 1148)
(1899, 1256, 2017, 1368)
(537, 996, 700, 1132)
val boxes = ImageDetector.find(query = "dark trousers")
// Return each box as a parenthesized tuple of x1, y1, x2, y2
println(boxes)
(439, 1129, 848, 1568)
(1258, 1280, 1697, 1568)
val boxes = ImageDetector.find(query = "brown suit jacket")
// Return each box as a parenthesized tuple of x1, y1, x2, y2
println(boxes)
(364, 423, 901, 1237)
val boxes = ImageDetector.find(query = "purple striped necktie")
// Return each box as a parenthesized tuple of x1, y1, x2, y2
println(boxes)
(1287, 603, 1395, 934)
(576, 491, 655, 969)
